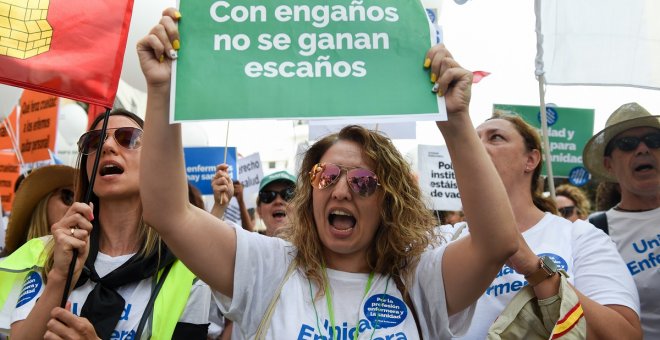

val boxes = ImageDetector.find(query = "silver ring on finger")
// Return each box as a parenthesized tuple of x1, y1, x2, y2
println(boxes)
(70, 227, 76, 236)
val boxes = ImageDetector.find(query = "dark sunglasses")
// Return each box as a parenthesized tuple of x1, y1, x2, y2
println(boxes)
(77, 127, 143, 155)
(607, 132, 660, 154)
(259, 187, 294, 204)
(58, 188, 74, 206)
(309, 162, 380, 197)
(558, 206, 576, 218)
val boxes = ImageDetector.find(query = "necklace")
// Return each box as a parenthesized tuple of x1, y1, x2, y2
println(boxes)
(308, 267, 381, 340)
(613, 204, 656, 212)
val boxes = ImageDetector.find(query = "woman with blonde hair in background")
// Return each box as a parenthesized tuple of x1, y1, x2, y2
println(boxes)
(1, 165, 74, 257)
(555, 184, 591, 222)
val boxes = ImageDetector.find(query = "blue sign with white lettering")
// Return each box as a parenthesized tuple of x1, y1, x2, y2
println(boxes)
(184, 147, 237, 195)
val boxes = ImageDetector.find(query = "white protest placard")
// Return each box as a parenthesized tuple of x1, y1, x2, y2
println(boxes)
(225, 153, 264, 224)
(237, 153, 263, 210)
(418, 144, 461, 211)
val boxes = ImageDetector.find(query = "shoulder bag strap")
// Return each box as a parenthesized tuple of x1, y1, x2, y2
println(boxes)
(255, 260, 297, 340)
(588, 212, 609, 234)
(393, 275, 423, 340)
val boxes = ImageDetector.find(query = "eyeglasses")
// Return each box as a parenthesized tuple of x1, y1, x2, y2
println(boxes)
(558, 206, 576, 218)
(58, 188, 74, 206)
(309, 162, 380, 197)
(77, 127, 143, 155)
(259, 187, 294, 204)
(607, 132, 660, 154)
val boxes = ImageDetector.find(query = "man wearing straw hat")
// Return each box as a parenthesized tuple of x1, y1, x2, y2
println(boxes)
(583, 102, 660, 339)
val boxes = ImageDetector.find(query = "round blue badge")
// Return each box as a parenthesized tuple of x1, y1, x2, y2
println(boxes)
(363, 294, 407, 329)
(568, 166, 590, 187)
(538, 253, 568, 271)
(537, 107, 558, 126)
(16, 271, 42, 308)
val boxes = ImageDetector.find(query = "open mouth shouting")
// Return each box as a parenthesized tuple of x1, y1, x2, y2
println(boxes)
(99, 162, 125, 176)
(272, 209, 287, 222)
(328, 210, 357, 237)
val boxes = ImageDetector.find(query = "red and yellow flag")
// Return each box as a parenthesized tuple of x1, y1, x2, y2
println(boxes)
(552, 302, 585, 339)
(0, 0, 134, 107)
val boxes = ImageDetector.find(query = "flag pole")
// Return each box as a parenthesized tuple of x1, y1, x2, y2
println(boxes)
(220, 121, 230, 205)
(538, 76, 556, 199)
(60, 107, 112, 308)
(534, 0, 555, 199)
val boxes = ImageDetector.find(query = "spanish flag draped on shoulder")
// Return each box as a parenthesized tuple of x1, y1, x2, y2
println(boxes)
(0, 0, 134, 107)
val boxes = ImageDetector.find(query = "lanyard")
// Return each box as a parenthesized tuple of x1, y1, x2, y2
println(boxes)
(323, 268, 374, 340)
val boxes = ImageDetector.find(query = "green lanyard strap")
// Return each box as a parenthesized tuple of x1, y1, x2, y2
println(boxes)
(322, 266, 374, 340)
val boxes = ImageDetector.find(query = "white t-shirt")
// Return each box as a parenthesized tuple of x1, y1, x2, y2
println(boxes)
(606, 207, 660, 339)
(214, 226, 475, 339)
(454, 213, 640, 339)
(11, 252, 211, 339)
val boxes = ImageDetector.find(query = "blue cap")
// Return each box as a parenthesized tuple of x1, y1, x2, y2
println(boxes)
(259, 170, 296, 192)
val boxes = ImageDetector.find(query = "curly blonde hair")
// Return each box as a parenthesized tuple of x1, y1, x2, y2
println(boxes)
(555, 184, 591, 219)
(280, 125, 438, 297)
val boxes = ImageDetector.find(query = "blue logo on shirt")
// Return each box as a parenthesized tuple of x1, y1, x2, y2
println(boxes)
(486, 253, 568, 297)
(538, 252, 568, 271)
(16, 271, 42, 308)
(363, 294, 407, 329)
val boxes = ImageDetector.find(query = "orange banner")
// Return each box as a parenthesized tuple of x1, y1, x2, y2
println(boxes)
(0, 151, 20, 212)
(0, 107, 19, 150)
(19, 90, 58, 163)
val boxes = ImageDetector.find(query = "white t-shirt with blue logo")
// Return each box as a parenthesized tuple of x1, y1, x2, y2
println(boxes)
(10, 252, 212, 339)
(453, 213, 640, 339)
(606, 207, 660, 339)
(214, 226, 475, 339)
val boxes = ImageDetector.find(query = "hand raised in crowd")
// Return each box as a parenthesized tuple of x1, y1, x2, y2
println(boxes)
(233, 181, 244, 200)
(45, 302, 97, 340)
(425, 44, 473, 120)
(48, 202, 94, 283)
(210, 164, 234, 219)
(136, 7, 180, 88)
(212, 164, 234, 207)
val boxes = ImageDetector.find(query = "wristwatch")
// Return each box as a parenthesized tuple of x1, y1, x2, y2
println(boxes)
(524, 256, 558, 286)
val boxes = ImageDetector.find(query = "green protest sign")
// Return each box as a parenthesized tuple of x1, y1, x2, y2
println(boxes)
(172, 0, 442, 122)
(493, 104, 595, 177)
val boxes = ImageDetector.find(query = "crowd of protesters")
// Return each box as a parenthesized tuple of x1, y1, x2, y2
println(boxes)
(0, 7, 657, 340)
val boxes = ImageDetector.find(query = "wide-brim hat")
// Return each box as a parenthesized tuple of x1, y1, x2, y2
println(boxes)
(583, 103, 660, 182)
(259, 170, 296, 192)
(4, 165, 75, 255)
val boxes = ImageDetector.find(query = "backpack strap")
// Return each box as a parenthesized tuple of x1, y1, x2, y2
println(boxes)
(588, 212, 609, 235)
(393, 275, 423, 340)
(255, 260, 296, 339)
